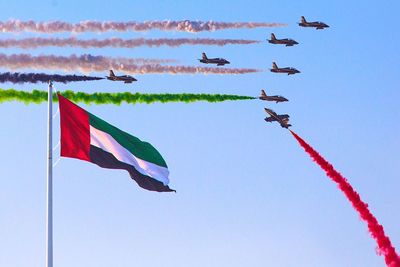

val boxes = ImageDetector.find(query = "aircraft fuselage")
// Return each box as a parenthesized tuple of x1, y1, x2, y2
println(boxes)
(260, 95, 288, 103)
(270, 67, 300, 75)
(268, 39, 298, 46)
(199, 58, 230, 66)
(299, 21, 329, 29)
(106, 76, 137, 83)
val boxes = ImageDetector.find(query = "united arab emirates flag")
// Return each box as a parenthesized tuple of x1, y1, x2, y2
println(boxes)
(58, 93, 174, 192)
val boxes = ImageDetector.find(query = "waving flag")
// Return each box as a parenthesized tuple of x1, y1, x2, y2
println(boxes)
(58, 93, 174, 192)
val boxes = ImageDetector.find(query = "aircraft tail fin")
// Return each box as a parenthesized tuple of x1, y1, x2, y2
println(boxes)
(270, 33, 276, 40)
(261, 89, 267, 97)
(301, 16, 307, 23)
(202, 52, 208, 60)
(272, 62, 278, 69)
(109, 70, 115, 77)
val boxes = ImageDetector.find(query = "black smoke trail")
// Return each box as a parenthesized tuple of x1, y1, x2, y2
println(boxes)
(0, 72, 104, 84)
(0, 89, 256, 105)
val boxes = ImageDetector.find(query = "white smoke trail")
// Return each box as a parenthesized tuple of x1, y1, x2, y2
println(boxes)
(0, 37, 260, 49)
(0, 53, 260, 75)
(0, 20, 287, 33)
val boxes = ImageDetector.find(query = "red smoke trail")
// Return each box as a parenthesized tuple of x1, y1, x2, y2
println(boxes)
(0, 20, 287, 33)
(0, 37, 260, 49)
(290, 130, 400, 267)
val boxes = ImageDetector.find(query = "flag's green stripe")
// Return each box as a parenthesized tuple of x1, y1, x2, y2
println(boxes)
(88, 112, 168, 168)
(89, 145, 174, 192)
(0, 89, 256, 105)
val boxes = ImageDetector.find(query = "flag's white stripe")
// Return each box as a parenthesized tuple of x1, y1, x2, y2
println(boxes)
(89, 125, 169, 185)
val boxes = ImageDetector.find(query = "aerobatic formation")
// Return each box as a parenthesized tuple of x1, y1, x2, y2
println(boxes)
(1, 15, 398, 267)
(263, 16, 329, 129)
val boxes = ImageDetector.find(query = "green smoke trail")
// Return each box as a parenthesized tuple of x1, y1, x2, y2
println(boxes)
(0, 89, 256, 105)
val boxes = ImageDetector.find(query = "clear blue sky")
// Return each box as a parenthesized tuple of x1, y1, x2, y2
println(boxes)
(0, 0, 399, 266)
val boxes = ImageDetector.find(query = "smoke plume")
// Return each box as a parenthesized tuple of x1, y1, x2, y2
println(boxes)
(0, 37, 260, 49)
(0, 89, 256, 105)
(0, 20, 287, 33)
(0, 72, 103, 84)
(0, 53, 260, 75)
(290, 130, 400, 267)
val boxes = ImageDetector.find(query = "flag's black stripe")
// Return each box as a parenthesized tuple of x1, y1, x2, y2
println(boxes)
(89, 145, 175, 192)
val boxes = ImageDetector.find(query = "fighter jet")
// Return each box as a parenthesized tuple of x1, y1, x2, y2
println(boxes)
(298, 16, 329, 30)
(199, 53, 230, 66)
(270, 62, 300, 75)
(264, 108, 292, 128)
(106, 70, 137, 83)
(268, 33, 298, 46)
(259, 89, 288, 103)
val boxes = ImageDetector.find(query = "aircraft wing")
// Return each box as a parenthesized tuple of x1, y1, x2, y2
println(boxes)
(264, 108, 277, 117)
(265, 117, 276, 122)
(265, 109, 285, 122)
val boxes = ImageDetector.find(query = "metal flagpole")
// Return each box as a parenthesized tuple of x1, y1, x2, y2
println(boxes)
(46, 81, 53, 267)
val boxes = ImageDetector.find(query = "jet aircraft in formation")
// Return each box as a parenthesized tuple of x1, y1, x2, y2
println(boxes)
(268, 33, 298, 46)
(270, 62, 300, 75)
(264, 16, 329, 129)
(199, 53, 230, 66)
(298, 16, 329, 30)
(107, 16, 328, 129)
(106, 70, 137, 83)
(259, 89, 288, 103)
(264, 108, 292, 129)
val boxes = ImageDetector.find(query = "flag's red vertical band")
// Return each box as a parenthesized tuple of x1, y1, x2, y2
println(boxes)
(58, 93, 90, 162)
